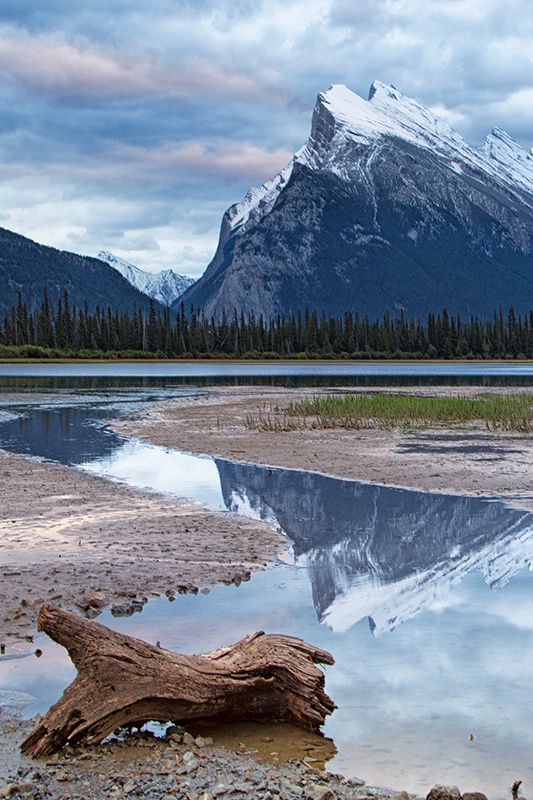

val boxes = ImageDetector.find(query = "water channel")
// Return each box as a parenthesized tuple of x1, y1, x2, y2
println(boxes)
(1, 364, 533, 796)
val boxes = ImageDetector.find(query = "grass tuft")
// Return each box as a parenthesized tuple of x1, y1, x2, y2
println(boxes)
(246, 392, 533, 433)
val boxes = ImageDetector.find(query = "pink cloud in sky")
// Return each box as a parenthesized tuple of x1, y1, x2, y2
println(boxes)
(0, 30, 285, 103)
(116, 141, 294, 180)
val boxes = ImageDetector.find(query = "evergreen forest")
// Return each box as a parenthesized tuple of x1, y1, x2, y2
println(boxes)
(2, 289, 533, 360)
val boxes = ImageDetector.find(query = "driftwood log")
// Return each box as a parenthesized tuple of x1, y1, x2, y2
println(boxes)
(21, 603, 335, 758)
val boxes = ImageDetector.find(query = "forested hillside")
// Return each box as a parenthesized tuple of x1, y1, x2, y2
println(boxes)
(2, 291, 532, 360)
(0, 226, 161, 318)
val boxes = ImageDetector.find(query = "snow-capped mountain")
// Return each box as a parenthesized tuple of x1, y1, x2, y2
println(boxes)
(178, 81, 533, 319)
(98, 251, 195, 307)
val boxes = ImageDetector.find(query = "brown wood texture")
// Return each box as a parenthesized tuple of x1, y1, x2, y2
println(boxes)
(21, 603, 335, 758)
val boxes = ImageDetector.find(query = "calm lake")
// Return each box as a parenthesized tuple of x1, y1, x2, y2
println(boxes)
(1, 363, 533, 797)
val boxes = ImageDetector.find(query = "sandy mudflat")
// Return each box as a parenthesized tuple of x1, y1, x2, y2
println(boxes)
(110, 385, 533, 512)
(0, 447, 285, 643)
(2, 383, 531, 795)
(3, 383, 533, 640)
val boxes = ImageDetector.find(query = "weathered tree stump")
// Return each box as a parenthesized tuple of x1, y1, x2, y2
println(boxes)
(21, 603, 335, 758)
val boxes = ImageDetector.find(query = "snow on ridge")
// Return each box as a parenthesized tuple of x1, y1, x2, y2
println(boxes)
(99, 251, 151, 292)
(310, 81, 469, 157)
(480, 127, 533, 193)
(225, 81, 533, 237)
(98, 251, 195, 306)
(227, 159, 294, 232)
(317, 82, 533, 199)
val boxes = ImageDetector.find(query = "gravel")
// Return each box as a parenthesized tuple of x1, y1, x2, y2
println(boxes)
(0, 717, 417, 800)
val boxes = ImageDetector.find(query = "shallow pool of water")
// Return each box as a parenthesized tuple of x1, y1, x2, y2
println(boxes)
(4, 562, 533, 798)
(1, 385, 533, 798)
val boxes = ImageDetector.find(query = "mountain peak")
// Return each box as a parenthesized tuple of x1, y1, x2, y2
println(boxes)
(484, 126, 524, 154)
(305, 81, 467, 161)
(368, 79, 399, 101)
(180, 79, 533, 322)
(228, 80, 483, 235)
(480, 127, 533, 192)
(98, 251, 195, 306)
(302, 82, 533, 203)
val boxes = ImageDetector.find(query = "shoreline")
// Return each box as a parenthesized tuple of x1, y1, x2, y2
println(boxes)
(0, 447, 285, 644)
(2, 356, 533, 362)
(2, 384, 531, 797)
(1, 716, 414, 800)
(110, 385, 533, 513)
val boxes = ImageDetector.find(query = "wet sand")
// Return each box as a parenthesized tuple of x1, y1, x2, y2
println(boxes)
(2, 384, 531, 795)
(111, 385, 533, 512)
(0, 447, 285, 643)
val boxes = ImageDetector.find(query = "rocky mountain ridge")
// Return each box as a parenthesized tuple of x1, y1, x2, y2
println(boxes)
(178, 81, 533, 320)
(98, 251, 195, 306)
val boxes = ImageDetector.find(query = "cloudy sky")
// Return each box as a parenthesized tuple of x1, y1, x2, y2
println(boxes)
(0, 0, 532, 278)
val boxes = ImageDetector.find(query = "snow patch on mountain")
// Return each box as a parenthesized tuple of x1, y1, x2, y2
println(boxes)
(98, 252, 195, 306)
(226, 160, 295, 235)
(480, 127, 533, 193)
(226, 81, 533, 235)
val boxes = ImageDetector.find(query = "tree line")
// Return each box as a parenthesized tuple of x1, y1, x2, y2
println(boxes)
(2, 289, 533, 360)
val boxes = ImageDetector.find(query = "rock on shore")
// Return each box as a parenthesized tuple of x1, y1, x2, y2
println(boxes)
(0, 717, 415, 800)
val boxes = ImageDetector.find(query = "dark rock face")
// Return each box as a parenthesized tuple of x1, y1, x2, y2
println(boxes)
(179, 83, 533, 320)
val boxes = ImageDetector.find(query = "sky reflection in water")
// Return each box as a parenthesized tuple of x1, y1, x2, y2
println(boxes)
(1, 388, 533, 797)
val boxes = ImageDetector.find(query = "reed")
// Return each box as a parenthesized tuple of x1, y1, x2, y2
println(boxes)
(245, 410, 306, 431)
(270, 392, 533, 432)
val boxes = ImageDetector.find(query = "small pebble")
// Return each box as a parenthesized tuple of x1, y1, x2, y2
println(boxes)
(0, 716, 434, 800)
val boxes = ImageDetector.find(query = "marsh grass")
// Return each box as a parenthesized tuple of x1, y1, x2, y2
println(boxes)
(245, 410, 308, 432)
(245, 392, 533, 432)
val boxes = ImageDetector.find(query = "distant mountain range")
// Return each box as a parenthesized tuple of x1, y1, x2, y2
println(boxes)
(0, 226, 159, 319)
(178, 81, 533, 320)
(0, 229, 195, 320)
(98, 252, 195, 307)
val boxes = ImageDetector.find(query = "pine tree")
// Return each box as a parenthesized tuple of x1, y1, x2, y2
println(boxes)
(37, 288, 55, 348)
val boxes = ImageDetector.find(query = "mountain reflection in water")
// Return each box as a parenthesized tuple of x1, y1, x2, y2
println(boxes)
(3, 390, 533, 796)
(215, 459, 533, 635)
(4, 386, 531, 641)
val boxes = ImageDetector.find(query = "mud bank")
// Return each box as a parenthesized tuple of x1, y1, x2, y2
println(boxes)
(110, 386, 533, 512)
(0, 448, 285, 643)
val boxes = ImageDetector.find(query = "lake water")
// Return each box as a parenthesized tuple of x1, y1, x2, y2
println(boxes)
(1, 368, 533, 797)
(4, 359, 533, 385)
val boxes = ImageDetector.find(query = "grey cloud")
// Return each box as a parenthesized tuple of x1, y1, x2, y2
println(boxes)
(0, 0, 532, 276)
(321, 0, 533, 148)
(328, 0, 390, 30)
(0, 29, 287, 107)
(114, 141, 293, 182)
